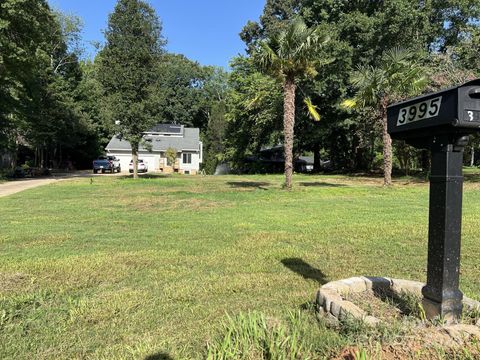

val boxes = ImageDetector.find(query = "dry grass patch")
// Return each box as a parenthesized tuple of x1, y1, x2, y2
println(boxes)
(0, 272, 33, 293)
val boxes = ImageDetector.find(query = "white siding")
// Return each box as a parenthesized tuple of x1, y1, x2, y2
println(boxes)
(139, 155, 157, 172)
(180, 152, 200, 172)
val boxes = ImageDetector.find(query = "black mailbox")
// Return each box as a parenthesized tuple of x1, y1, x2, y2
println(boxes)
(387, 79, 480, 144)
(386, 79, 480, 322)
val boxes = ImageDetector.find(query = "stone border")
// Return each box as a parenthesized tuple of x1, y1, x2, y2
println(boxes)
(316, 277, 480, 326)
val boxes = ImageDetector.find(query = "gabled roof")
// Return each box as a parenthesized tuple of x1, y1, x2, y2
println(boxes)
(106, 127, 200, 152)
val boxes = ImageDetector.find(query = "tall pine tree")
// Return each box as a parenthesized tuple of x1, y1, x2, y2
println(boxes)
(98, 0, 165, 178)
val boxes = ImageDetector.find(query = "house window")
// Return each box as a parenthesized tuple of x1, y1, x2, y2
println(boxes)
(183, 153, 192, 164)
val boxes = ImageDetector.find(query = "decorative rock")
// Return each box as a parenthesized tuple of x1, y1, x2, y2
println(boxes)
(463, 296, 480, 311)
(339, 300, 365, 320)
(339, 277, 368, 293)
(391, 279, 424, 296)
(442, 324, 480, 343)
(361, 276, 392, 293)
(315, 276, 480, 337)
(323, 281, 351, 295)
(330, 299, 342, 318)
(324, 312, 340, 327)
(316, 288, 342, 313)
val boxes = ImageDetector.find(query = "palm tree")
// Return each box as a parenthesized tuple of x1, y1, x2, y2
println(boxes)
(253, 18, 329, 190)
(344, 48, 427, 186)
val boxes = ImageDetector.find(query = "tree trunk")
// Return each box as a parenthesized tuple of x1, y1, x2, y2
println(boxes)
(283, 76, 296, 190)
(313, 143, 321, 173)
(132, 145, 139, 179)
(40, 146, 45, 169)
(369, 133, 376, 172)
(11, 135, 19, 170)
(421, 149, 430, 172)
(381, 99, 392, 186)
(471, 145, 475, 167)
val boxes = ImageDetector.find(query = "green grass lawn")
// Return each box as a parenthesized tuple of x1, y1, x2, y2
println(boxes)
(1, 172, 480, 359)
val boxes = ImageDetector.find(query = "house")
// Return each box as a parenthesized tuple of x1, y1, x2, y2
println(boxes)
(243, 145, 327, 173)
(105, 124, 203, 175)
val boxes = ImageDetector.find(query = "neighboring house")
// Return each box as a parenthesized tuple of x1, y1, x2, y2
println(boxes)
(106, 124, 203, 175)
(244, 145, 328, 173)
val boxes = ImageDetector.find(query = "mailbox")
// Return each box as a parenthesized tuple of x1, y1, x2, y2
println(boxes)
(386, 79, 480, 322)
(387, 79, 480, 144)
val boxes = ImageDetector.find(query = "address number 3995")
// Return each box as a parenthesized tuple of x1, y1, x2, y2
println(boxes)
(397, 97, 442, 126)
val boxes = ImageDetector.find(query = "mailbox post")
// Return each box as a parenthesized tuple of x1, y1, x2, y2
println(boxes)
(387, 80, 480, 322)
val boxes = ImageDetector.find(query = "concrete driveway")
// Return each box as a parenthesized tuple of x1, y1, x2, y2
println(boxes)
(0, 170, 123, 198)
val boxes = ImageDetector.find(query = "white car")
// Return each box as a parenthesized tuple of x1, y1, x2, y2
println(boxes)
(129, 159, 148, 173)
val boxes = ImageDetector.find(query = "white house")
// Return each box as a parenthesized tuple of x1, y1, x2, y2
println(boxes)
(105, 124, 203, 175)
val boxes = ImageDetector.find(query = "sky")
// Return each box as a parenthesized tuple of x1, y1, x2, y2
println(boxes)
(47, 0, 265, 69)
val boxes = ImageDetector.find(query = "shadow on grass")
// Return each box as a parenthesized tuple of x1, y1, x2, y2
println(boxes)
(226, 181, 270, 190)
(145, 352, 174, 360)
(281, 258, 328, 285)
(298, 182, 346, 187)
(118, 174, 170, 180)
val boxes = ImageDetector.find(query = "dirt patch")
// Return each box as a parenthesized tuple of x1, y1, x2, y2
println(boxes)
(337, 336, 480, 360)
(346, 291, 421, 322)
(0, 272, 32, 292)
(118, 195, 227, 212)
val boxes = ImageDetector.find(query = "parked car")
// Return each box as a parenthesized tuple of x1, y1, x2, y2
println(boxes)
(93, 156, 121, 174)
(129, 159, 148, 173)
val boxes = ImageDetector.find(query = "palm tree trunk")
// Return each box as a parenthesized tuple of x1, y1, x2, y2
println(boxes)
(283, 76, 296, 190)
(132, 145, 139, 179)
(381, 99, 392, 186)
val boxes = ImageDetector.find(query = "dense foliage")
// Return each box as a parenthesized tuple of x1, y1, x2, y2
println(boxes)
(0, 0, 101, 170)
(225, 0, 480, 177)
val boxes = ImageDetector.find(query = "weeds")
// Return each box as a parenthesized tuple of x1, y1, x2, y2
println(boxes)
(206, 312, 308, 359)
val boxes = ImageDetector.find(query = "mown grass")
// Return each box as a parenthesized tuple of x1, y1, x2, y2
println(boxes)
(1, 172, 480, 359)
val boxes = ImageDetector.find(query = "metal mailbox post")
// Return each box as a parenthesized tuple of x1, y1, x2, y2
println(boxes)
(387, 79, 480, 322)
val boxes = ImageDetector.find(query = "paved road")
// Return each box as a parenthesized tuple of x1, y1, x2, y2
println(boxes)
(0, 171, 124, 198)
(0, 178, 60, 198)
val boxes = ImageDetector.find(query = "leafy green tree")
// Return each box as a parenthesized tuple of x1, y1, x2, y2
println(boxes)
(165, 147, 177, 167)
(201, 67, 229, 174)
(252, 17, 329, 189)
(298, 0, 480, 173)
(203, 101, 227, 174)
(344, 48, 427, 186)
(240, 0, 300, 50)
(152, 53, 207, 128)
(0, 0, 54, 165)
(24, 10, 89, 169)
(225, 57, 283, 171)
(98, 0, 165, 178)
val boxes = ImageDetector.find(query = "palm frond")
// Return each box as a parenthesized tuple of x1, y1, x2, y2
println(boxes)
(304, 97, 321, 121)
(349, 46, 428, 110)
(341, 98, 357, 109)
(253, 17, 330, 79)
